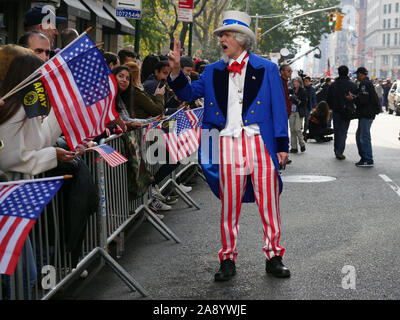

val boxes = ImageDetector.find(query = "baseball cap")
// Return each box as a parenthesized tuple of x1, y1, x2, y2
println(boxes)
(24, 6, 67, 28)
(355, 67, 368, 75)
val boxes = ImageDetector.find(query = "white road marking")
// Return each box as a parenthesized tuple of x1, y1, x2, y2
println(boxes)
(379, 174, 400, 197)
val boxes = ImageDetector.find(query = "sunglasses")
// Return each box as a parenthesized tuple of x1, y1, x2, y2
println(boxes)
(34, 48, 51, 56)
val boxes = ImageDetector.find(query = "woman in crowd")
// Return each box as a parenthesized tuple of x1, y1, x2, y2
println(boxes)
(123, 62, 165, 119)
(0, 52, 76, 300)
(288, 76, 307, 153)
(140, 53, 160, 84)
(304, 101, 334, 142)
(111, 65, 171, 216)
(0, 53, 76, 177)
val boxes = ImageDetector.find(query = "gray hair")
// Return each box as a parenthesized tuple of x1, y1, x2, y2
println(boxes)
(233, 32, 253, 52)
(292, 76, 304, 88)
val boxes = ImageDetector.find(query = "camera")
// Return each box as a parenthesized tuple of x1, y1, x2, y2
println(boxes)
(289, 94, 300, 105)
(298, 69, 306, 81)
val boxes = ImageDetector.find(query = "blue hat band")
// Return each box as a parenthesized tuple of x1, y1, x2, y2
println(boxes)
(222, 19, 249, 29)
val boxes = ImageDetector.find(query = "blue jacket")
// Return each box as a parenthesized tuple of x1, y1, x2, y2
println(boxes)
(168, 53, 289, 202)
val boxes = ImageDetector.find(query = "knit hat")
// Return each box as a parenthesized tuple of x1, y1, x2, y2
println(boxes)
(180, 56, 194, 68)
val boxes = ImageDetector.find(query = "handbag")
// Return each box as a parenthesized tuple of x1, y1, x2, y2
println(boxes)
(342, 100, 358, 120)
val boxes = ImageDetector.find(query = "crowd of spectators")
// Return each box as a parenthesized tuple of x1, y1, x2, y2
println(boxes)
(0, 6, 209, 299)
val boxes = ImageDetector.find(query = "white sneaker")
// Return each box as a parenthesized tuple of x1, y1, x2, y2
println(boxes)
(150, 198, 171, 211)
(178, 184, 192, 193)
(151, 185, 166, 202)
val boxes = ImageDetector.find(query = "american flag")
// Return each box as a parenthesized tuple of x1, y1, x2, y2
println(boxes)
(91, 144, 128, 167)
(40, 33, 119, 150)
(0, 178, 63, 275)
(186, 107, 204, 142)
(151, 108, 199, 164)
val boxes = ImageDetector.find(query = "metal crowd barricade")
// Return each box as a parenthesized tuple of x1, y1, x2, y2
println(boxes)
(1, 127, 202, 300)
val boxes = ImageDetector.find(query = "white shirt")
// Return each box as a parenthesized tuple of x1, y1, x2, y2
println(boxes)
(220, 50, 260, 137)
(0, 107, 61, 177)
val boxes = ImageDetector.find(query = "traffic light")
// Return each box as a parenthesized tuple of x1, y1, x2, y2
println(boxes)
(257, 28, 262, 43)
(335, 13, 344, 31)
(329, 12, 335, 31)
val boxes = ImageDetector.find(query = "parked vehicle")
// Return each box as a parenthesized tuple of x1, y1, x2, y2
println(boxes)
(387, 80, 400, 115)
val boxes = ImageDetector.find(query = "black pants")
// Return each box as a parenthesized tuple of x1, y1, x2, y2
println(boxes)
(309, 123, 334, 141)
(153, 163, 181, 186)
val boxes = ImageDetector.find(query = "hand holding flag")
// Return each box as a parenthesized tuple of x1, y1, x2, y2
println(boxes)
(0, 176, 68, 275)
(88, 144, 128, 167)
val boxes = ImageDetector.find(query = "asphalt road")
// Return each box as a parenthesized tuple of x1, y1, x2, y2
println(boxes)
(66, 112, 400, 300)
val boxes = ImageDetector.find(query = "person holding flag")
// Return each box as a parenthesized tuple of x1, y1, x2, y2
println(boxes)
(0, 54, 76, 177)
(168, 10, 291, 281)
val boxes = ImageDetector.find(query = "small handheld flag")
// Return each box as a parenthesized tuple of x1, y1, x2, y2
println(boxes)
(0, 176, 65, 275)
(90, 144, 128, 167)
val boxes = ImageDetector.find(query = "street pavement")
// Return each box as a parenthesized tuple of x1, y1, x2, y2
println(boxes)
(66, 112, 400, 300)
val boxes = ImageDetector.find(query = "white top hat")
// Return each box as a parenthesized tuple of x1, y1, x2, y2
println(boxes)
(214, 11, 256, 43)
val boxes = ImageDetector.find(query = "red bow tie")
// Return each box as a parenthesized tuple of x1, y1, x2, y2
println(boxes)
(226, 53, 249, 77)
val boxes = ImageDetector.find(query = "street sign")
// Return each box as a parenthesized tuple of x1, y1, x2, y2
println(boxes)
(116, 0, 142, 20)
(178, 0, 194, 22)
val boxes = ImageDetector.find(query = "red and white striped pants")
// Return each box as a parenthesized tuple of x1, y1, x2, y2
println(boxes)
(218, 131, 285, 262)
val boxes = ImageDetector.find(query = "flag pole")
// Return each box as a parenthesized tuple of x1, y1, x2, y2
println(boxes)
(0, 40, 104, 102)
(0, 29, 94, 102)
(0, 175, 73, 187)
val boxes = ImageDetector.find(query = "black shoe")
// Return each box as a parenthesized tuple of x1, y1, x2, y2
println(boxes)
(303, 133, 309, 142)
(286, 159, 292, 165)
(336, 154, 346, 160)
(265, 256, 290, 278)
(300, 145, 306, 152)
(289, 149, 298, 153)
(215, 259, 236, 282)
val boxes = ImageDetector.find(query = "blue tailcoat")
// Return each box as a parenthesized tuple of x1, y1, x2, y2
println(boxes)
(168, 53, 289, 203)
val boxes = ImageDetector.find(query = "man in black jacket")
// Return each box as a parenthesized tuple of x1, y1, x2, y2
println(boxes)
(350, 67, 381, 167)
(327, 66, 358, 160)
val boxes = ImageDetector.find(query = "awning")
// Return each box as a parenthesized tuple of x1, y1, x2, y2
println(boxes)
(62, 0, 91, 20)
(103, 1, 135, 35)
(81, 0, 115, 28)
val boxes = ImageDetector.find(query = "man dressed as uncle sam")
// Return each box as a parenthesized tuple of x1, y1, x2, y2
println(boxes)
(168, 10, 290, 281)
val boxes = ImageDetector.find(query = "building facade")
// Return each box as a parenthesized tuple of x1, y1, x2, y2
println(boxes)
(365, 0, 400, 79)
(355, 0, 367, 68)
(0, 0, 135, 53)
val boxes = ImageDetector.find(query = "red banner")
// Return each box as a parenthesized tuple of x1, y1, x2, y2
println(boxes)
(178, 0, 193, 9)
(178, 0, 193, 22)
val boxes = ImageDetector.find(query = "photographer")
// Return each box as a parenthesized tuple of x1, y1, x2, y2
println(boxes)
(288, 77, 307, 153)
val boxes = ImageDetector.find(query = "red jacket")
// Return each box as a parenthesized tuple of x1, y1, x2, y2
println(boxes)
(281, 77, 291, 116)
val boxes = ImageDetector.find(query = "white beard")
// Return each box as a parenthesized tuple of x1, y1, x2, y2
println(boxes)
(222, 54, 229, 63)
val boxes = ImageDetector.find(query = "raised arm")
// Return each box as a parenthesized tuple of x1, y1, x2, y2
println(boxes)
(168, 39, 182, 78)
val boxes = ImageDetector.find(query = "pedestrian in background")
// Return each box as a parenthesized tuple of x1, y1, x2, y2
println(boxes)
(375, 79, 384, 112)
(327, 65, 358, 161)
(288, 77, 307, 153)
(349, 67, 381, 167)
(383, 79, 392, 112)
(279, 64, 293, 164)
(304, 101, 334, 142)
(303, 76, 317, 136)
